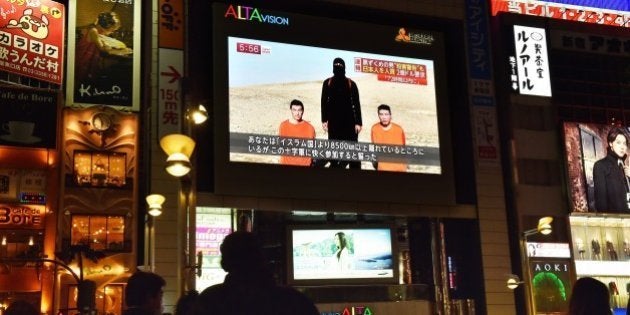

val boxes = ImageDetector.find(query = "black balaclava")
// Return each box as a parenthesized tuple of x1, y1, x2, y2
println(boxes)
(333, 57, 345, 77)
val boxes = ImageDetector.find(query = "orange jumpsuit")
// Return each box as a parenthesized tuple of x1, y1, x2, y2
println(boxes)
(279, 120, 315, 166)
(370, 123, 406, 172)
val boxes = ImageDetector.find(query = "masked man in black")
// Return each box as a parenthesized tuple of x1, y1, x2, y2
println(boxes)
(320, 57, 362, 169)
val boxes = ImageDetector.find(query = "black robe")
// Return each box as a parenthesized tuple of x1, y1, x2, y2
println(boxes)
(321, 76, 362, 141)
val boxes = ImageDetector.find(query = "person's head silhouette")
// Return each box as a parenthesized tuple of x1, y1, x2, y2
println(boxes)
(220, 231, 267, 274)
(567, 277, 610, 315)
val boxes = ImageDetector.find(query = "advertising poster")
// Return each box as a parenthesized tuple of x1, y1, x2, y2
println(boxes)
(563, 122, 630, 214)
(512, 25, 552, 97)
(0, 0, 65, 85)
(289, 227, 395, 283)
(195, 207, 232, 291)
(66, 0, 140, 110)
(0, 86, 58, 148)
(465, 0, 500, 164)
(529, 259, 572, 314)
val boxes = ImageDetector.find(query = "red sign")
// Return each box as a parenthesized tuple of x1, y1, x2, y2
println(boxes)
(491, 0, 630, 28)
(0, 1, 65, 84)
(0, 204, 44, 229)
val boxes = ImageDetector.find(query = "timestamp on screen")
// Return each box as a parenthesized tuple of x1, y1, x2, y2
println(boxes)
(236, 42, 261, 54)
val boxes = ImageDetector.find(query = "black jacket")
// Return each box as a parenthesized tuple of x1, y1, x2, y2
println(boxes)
(593, 152, 629, 213)
(193, 272, 319, 315)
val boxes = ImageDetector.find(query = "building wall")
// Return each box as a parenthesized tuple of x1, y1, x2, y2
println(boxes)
(148, 1, 515, 315)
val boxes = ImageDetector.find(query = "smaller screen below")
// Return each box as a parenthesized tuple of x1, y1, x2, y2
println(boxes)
(290, 228, 395, 282)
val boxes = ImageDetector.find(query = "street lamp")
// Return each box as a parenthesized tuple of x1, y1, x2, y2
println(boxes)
(506, 274, 524, 290)
(187, 103, 208, 125)
(146, 194, 166, 217)
(520, 216, 554, 315)
(145, 194, 165, 272)
(160, 134, 196, 177)
(523, 216, 553, 237)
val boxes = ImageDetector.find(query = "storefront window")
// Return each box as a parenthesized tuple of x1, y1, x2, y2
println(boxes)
(71, 215, 125, 251)
(64, 284, 124, 315)
(73, 150, 127, 188)
(0, 230, 43, 259)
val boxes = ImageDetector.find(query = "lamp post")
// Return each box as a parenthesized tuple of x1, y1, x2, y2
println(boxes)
(145, 194, 165, 272)
(159, 133, 197, 293)
(515, 216, 554, 315)
(160, 103, 207, 293)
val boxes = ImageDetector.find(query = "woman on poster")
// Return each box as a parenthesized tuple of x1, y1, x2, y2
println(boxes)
(593, 127, 630, 213)
(333, 232, 352, 271)
(75, 11, 132, 82)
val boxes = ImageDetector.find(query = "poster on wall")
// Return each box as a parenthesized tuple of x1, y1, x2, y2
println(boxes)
(66, 0, 141, 110)
(195, 207, 232, 291)
(563, 122, 630, 214)
(0, 0, 65, 85)
(529, 259, 572, 314)
(511, 25, 552, 97)
(0, 86, 58, 148)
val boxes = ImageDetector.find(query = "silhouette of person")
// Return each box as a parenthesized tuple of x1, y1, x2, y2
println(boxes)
(175, 290, 199, 315)
(567, 277, 611, 315)
(123, 270, 166, 315)
(320, 57, 362, 169)
(193, 231, 319, 315)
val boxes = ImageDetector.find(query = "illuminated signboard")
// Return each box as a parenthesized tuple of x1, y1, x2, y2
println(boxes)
(511, 25, 552, 97)
(491, 0, 630, 28)
(526, 242, 571, 258)
(66, 0, 141, 110)
(195, 207, 232, 291)
(0, 0, 65, 84)
(563, 122, 630, 214)
(529, 259, 572, 314)
(0, 204, 44, 229)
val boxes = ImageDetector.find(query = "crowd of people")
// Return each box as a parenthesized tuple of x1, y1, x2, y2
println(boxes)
(120, 229, 318, 315)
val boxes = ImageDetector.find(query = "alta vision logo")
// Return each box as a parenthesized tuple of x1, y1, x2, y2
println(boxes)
(224, 4, 290, 26)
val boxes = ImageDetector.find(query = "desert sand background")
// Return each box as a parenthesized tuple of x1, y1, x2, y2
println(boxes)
(229, 70, 441, 173)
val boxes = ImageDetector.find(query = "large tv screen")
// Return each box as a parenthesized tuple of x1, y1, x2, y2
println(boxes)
(286, 225, 399, 286)
(228, 37, 440, 174)
(211, 3, 455, 204)
(563, 122, 630, 214)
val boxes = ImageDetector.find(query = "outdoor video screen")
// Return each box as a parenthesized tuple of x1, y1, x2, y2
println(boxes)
(212, 3, 455, 204)
(563, 122, 630, 214)
(288, 226, 397, 285)
(228, 37, 440, 174)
